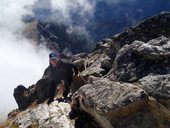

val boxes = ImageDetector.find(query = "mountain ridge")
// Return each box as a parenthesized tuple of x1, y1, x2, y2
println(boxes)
(2, 12, 170, 128)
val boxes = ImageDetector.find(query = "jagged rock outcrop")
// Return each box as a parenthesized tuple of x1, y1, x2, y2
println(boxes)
(139, 75, 170, 98)
(138, 74, 170, 110)
(10, 12, 170, 128)
(13, 85, 36, 110)
(110, 12, 170, 56)
(72, 49, 112, 78)
(4, 102, 74, 128)
(110, 36, 170, 82)
(80, 53, 111, 78)
(13, 79, 48, 110)
(73, 77, 147, 113)
(71, 77, 170, 128)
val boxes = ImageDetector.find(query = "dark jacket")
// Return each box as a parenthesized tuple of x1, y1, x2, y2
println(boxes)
(43, 60, 78, 84)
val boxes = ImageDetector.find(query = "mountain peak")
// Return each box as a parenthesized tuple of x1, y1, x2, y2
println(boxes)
(2, 12, 170, 128)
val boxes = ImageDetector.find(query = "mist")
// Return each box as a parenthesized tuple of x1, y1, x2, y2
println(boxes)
(0, 0, 49, 122)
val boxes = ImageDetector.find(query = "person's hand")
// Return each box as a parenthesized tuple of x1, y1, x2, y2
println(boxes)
(73, 74, 79, 78)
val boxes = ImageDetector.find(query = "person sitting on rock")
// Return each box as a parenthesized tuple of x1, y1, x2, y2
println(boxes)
(47, 52, 78, 104)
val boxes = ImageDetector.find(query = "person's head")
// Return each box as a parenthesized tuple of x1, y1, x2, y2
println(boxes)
(49, 52, 59, 67)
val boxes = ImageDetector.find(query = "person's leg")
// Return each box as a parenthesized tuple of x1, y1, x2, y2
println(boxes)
(47, 80, 57, 104)
(63, 80, 71, 100)
(63, 87, 69, 99)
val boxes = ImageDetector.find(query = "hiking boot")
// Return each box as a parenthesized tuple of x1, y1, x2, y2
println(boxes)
(47, 98, 54, 105)
(56, 98, 65, 102)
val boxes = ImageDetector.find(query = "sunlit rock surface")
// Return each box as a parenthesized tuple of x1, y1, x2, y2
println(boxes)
(5, 101, 74, 128)
(111, 36, 170, 82)
(72, 77, 170, 128)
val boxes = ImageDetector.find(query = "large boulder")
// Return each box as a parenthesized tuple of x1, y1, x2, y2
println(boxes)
(138, 74, 170, 110)
(138, 75, 170, 98)
(71, 78, 170, 128)
(13, 79, 51, 110)
(13, 85, 36, 110)
(111, 36, 170, 82)
(80, 52, 111, 78)
(72, 78, 144, 128)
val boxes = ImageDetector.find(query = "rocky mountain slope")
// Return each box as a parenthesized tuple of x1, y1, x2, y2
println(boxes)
(23, 20, 90, 54)
(1, 12, 170, 128)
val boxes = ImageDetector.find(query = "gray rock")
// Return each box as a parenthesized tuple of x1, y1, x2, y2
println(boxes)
(138, 74, 170, 110)
(6, 102, 74, 128)
(72, 78, 170, 128)
(80, 53, 111, 79)
(138, 74, 170, 98)
(13, 85, 36, 110)
(74, 78, 146, 112)
(101, 58, 112, 75)
(94, 39, 111, 51)
(111, 36, 170, 82)
(110, 12, 170, 57)
(71, 53, 87, 62)
(72, 78, 149, 128)
(73, 58, 86, 72)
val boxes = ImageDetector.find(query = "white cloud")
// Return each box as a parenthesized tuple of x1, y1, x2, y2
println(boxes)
(0, 0, 49, 121)
(0, 0, 35, 32)
(48, 0, 96, 37)
(51, 0, 95, 23)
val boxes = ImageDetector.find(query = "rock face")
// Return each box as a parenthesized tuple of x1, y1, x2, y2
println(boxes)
(13, 79, 49, 110)
(74, 78, 146, 112)
(13, 85, 36, 110)
(11, 12, 170, 128)
(138, 74, 170, 110)
(72, 78, 170, 128)
(139, 75, 170, 99)
(111, 36, 170, 82)
(110, 12, 170, 55)
(5, 102, 74, 128)
(24, 21, 90, 53)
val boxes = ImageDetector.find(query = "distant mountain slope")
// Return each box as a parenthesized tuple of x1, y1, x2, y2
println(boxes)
(23, 0, 170, 53)
(23, 21, 90, 54)
(91, 0, 170, 41)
